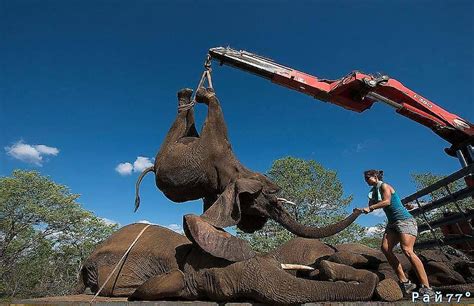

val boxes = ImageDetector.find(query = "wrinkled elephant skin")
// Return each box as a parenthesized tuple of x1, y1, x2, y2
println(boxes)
(78, 223, 378, 303)
(134, 88, 361, 260)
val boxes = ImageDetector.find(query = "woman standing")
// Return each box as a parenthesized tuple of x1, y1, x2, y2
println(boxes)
(358, 169, 434, 297)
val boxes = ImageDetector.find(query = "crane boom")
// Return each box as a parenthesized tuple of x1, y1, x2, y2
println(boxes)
(205, 47, 474, 250)
(208, 47, 473, 157)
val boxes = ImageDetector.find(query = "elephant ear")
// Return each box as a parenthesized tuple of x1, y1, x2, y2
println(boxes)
(235, 178, 264, 198)
(200, 183, 240, 228)
(183, 178, 262, 262)
(183, 214, 256, 262)
(201, 178, 263, 228)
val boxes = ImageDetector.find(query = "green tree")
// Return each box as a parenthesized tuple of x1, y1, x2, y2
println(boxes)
(0, 170, 118, 299)
(357, 222, 385, 249)
(237, 157, 368, 252)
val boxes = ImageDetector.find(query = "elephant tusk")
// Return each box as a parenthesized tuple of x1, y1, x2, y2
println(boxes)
(281, 264, 315, 271)
(277, 197, 296, 206)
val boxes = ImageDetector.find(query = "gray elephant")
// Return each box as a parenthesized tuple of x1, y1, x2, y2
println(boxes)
(325, 243, 473, 293)
(134, 87, 362, 261)
(78, 223, 378, 303)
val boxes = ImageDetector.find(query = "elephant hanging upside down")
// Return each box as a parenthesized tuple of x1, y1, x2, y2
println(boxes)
(135, 87, 362, 261)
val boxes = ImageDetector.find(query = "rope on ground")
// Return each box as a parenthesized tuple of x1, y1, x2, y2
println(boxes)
(90, 224, 151, 302)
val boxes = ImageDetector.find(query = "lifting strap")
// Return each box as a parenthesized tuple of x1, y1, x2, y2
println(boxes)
(90, 224, 151, 302)
(178, 55, 213, 112)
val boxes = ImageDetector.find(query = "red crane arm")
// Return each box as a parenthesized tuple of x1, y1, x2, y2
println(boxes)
(208, 47, 473, 151)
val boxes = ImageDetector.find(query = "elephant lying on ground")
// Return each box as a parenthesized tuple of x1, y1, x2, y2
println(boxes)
(325, 242, 473, 292)
(78, 223, 378, 303)
(134, 87, 361, 261)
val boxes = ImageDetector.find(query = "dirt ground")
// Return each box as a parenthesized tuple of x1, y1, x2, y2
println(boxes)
(12, 294, 474, 305)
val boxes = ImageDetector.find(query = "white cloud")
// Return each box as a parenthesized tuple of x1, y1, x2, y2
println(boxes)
(133, 221, 184, 235)
(134, 221, 183, 234)
(133, 156, 154, 172)
(166, 223, 184, 234)
(115, 162, 133, 175)
(35, 144, 59, 155)
(356, 143, 366, 153)
(365, 226, 384, 237)
(5, 140, 59, 166)
(100, 217, 120, 227)
(115, 156, 154, 175)
(372, 209, 386, 217)
(136, 220, 156, 225)
(343, 139, 381, 156)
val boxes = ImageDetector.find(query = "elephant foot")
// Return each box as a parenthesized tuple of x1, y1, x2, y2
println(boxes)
(374, 279, 404, 302)
(195, 87, 215, 104)
(319, 260, 375, 283)
(327, 251, 369, 268)
(177, 88, 193, 112)
(128, 269, 186, 301)
(183, 214, 256, 262)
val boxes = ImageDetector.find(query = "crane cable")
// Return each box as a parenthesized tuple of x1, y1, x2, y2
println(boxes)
(178, 54, 213, 112)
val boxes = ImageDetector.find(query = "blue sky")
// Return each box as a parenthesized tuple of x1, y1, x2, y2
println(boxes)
(1, 1, 473, 234)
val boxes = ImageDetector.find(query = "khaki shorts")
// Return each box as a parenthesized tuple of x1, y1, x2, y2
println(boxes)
(385, 218, 418, 237)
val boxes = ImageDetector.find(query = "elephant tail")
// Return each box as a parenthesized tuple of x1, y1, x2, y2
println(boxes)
(134, 166, 155, 212)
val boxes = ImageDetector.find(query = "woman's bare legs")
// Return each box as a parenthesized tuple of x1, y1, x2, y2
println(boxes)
(381, 231, 409, 282)
(400, 233, 430, 287)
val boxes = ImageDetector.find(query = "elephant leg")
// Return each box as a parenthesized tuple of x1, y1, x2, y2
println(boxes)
(128, 269, 186, 301)
(195, 88, 229, 143)
(374, 279, 404, 302)
(270, 237, 336, 266)
(318, 260, 372, 283)
(327, 251, 369, 268)
(161, 112, 188, 149)
(160, 89, 194, 148)
(184, 108, 199, 137)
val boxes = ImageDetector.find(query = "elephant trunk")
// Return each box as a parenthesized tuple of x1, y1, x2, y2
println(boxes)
(267, 200, 362, 238)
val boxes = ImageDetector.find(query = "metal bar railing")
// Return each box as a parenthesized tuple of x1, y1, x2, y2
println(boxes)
(409, 187, 474, 217)
(415, 235, 474, 249)
(418, 210, 474, 232)
(401, 164, 473, 253)
(402, 164, 474, 204)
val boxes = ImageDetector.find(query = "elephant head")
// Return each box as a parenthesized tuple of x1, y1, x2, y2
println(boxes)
(184, 174, 362, 261)
(134, 87, 362, 261)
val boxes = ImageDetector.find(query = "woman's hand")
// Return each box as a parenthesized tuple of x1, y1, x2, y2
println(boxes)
(354, 207, 371, 214)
